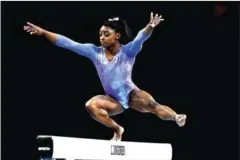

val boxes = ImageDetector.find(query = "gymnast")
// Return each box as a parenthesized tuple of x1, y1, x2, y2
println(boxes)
(24, 12, 187, 141)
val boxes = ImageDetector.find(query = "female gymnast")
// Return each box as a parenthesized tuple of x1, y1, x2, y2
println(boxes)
(24, 12, 186, 141)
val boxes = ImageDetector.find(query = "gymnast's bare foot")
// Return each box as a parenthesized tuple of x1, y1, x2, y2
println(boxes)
(111, 126, 124, 141)
(175, 114, 187, 127)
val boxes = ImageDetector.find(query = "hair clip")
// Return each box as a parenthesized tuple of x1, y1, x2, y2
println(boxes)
(108, 17, 119, 21)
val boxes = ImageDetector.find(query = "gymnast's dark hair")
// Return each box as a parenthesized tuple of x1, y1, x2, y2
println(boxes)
(103, 17, 133, 44)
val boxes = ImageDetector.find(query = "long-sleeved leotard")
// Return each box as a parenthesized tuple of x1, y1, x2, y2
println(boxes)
(55, 30, 150, 109)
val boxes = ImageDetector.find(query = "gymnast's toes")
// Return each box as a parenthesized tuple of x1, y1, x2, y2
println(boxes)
(176, 114, 187, 127)
(111, 126, 124, 141)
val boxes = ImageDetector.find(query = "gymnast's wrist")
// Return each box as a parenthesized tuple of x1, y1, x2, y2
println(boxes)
(41, 29, 47, 36)
(147, 23, 155, 29)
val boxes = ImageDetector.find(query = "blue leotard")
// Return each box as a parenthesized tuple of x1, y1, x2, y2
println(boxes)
(55, 29, 150, 109)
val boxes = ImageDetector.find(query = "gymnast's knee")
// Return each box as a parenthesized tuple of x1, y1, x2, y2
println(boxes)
(147, 101, 161, 112)
(85, 100, 109, 119)
(85, 99, 99, 114)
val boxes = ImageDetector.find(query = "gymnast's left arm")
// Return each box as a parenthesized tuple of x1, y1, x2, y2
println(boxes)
(125, 12, 164, 58)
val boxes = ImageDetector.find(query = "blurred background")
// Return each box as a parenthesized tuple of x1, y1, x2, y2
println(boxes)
(2, 2, 239, 160)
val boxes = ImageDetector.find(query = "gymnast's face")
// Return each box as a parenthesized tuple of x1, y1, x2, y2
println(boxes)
(99, 26, 121, 47)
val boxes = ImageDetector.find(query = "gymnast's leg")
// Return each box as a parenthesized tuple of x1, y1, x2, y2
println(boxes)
(85, 95, 125, 141)
(129, 89, 186, 126)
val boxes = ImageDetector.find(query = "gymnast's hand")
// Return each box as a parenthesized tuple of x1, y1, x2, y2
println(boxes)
(148, 12, 164, 28)
(23, 22, 44, 35)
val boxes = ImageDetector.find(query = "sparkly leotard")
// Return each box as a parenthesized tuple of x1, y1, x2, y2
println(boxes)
(55, 30, 150, 109)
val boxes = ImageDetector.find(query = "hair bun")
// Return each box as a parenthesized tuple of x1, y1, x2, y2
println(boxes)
(108, 17, 119, 21)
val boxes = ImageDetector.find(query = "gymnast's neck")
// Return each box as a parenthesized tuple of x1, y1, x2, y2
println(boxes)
(104, 42, 121, 56)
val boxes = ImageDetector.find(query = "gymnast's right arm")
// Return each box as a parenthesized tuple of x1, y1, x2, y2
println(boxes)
(23, 22, 96, 61)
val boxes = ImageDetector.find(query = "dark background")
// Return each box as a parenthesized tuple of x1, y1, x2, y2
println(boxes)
(2, 2, 239, 160)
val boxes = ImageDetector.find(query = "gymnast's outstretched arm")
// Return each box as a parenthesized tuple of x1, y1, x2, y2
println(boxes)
(125, 12, 164, 58)
(23, 22, 96, 61)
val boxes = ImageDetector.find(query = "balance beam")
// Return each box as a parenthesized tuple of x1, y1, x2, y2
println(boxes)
(37, 135, 172, 160)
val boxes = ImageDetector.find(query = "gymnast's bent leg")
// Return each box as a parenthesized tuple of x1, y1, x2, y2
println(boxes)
(128, 89, 186, 126)
(85, 95, 125, 141)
